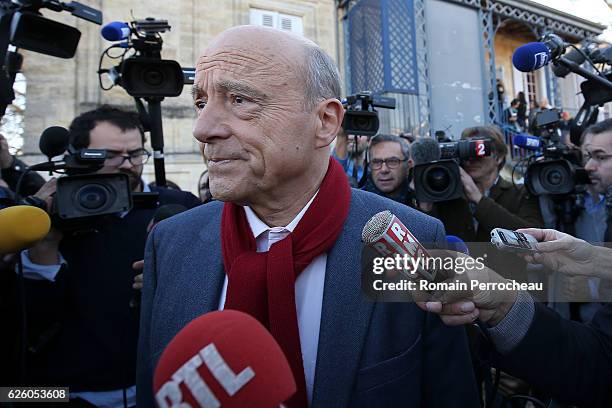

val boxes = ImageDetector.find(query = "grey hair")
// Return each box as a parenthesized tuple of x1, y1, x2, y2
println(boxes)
(302, 45, 342, 109)
(368, 134, 411, 160)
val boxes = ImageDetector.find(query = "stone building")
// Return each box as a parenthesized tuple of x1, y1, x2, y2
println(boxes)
(19, 0, 338, 194)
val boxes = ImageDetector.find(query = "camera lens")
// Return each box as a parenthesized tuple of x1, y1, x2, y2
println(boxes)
(425, 166, 451, 193)
(76, 184, 110, 210)
(143, 68, 164, 87)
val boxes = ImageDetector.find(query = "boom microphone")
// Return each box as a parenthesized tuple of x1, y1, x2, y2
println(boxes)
(153, 310, 296, 408)
(362, 210, 438, 281)
(0, 206, 51, 253)
(512, 34, 567, 73)
(101, 21, 131, 41)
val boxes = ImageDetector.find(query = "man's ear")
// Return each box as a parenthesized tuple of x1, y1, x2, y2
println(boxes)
(315, 98, 344, 148)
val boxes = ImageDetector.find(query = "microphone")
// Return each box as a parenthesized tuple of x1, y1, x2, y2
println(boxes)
(513, 134, 542, 151)
(0, 206, 51, 253)
(39, 126, 70, 159)
(101, 21, 131, 42)
(410, 137, 441, 165)
(512, 34, 567, 72)
(361, 210, 438, 281)
(446, 235, 469, 256)
(153, 310, 296, 408)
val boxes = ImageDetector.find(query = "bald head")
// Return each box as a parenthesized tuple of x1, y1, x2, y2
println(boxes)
(198, 25, 341, 109)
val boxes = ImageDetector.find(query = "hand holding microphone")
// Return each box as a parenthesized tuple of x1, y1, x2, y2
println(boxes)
(153, 310, 296, 408)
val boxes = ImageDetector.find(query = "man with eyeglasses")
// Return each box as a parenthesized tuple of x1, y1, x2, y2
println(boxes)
(10, 106, 200, 407)
(363, 134, 414, 206)
(561, 118, 612, 322)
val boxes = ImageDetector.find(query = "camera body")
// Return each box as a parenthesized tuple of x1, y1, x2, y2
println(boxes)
(341, 92, 396, 137)
(525, 111, 588, 196)
(413, 138, 492, 202)
(30, 142, 133, 226)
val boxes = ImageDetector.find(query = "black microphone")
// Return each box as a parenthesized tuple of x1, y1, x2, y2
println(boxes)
(410, 137, 441, 165)
(39, 126, 70, 159)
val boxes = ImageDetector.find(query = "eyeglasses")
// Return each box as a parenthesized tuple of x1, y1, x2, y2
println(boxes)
(582, 152, 612, 165)
(105, 149, 151, 167)
(370, 157, 407, 170)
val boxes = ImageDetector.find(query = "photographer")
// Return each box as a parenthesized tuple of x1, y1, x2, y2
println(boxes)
(417, 228, 612, 407)
(362, 134, 414, 205)
(428, 125, 543, 278)
(9, 106, 200, 406)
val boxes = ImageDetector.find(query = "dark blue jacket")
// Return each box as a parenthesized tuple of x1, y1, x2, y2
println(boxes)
(137, 189, 480, 407)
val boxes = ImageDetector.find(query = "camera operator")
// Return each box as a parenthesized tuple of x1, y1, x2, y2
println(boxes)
(562, 118, 612, 321)
(416, 228, 612, 407)
(332, 128, 367, 185)
(428, 126, 543, 279)
(9, 106, 200, 406)
(362, 134, 414, 205)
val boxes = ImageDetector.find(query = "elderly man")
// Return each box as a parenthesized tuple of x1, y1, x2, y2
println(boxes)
(137, 26, 479, 407)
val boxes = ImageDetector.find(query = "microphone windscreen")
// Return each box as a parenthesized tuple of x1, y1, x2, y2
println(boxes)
(512, 42, 551, 72)
(411, 137, 441, 165)
(446, 235, 469, 255)
(39, 126, 69, 159)
(101, 21, 131, 42)
(513, 134, 541, 150)
(0, 206, 51, 253)
(152, 204, 188, 224)
(153, 310, 296, 408)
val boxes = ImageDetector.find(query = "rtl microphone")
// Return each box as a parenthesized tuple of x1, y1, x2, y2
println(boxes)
(512, 34, 567, 72)
(153, 310, 296, 408)
(39, 126, 70, 159)
(513, 133, 542, 151)
(0, 206, 51, 253)
(101, 21, 131, 42)
(362, 210, 438, 281)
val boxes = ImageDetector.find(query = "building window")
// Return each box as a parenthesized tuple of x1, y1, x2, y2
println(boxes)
(249, 8, 303, 36)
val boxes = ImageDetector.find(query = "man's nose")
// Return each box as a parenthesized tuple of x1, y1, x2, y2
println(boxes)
(193, 101, 232, 143)
(584, 157, 597, 172)
(118, 157, 134, 170)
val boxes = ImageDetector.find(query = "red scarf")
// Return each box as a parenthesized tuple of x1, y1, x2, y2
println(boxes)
(221, 157, 351, 407)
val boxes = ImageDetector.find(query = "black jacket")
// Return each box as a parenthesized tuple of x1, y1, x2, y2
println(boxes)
(495, 302, 612, 407)
(7, 186, 200, 391)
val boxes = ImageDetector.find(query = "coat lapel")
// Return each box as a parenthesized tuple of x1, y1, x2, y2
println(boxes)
(197, 215, 225, 313)
(312, 192, 375, 406)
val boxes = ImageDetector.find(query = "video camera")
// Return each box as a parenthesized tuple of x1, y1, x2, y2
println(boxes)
(98, 17, 192, 187)
(99, 18, 188, 98)
(27, 126, 132, 224)
(0, 0, 102, 116)
(341, 92, 396, 137)
(413, 138, 492, 202)
(522, 111, 589, 196)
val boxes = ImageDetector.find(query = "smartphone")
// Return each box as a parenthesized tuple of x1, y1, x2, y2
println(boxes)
(490, 228, 539, 253)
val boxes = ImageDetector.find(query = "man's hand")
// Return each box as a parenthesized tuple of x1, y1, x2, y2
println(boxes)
(34, 178, 57, 212)
(459, 167, 483, 203)
(0, 134, 13, 169)
(132, 260, 144, 290)
(414, 250, 517, 326)
(517, 228, 602, 278)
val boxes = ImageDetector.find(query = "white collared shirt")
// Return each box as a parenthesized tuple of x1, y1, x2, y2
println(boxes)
(218, 193, 326, 405)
